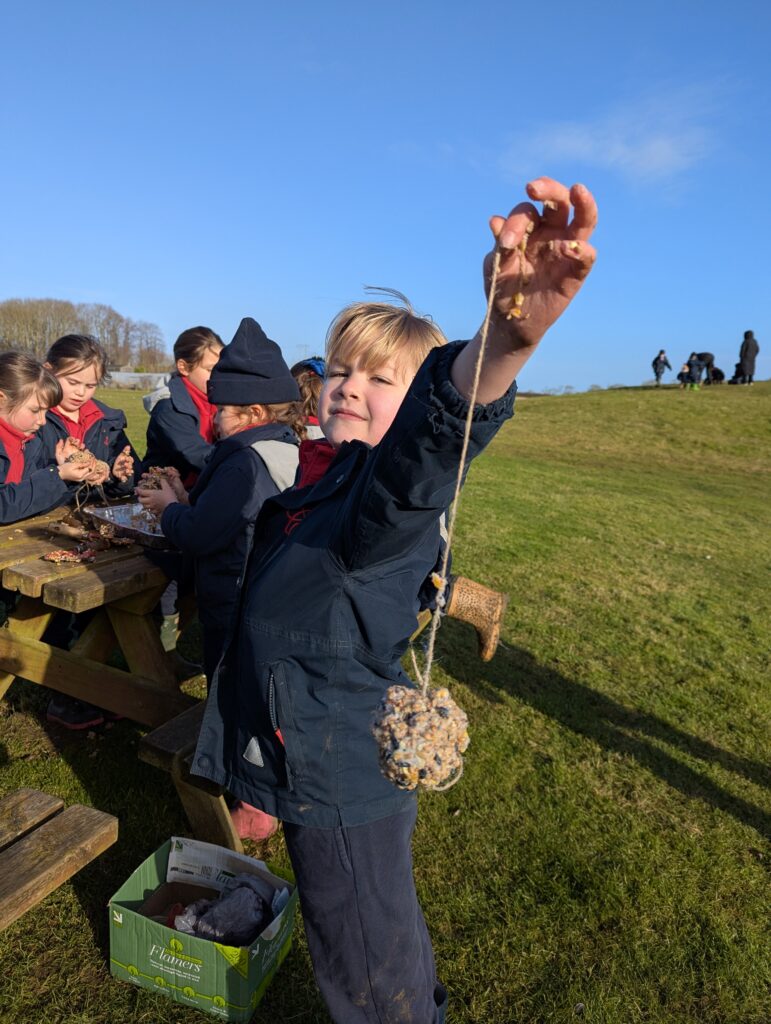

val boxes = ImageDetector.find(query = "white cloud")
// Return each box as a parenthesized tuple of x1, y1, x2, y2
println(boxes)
(498, 85, 721, 185)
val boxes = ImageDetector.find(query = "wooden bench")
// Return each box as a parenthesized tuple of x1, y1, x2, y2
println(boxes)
(139, 702, 243, 854)
(0, 788, 118, 931)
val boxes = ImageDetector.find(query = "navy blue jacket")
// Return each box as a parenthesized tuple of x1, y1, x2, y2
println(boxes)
(144, 375, 214, 478)
(161, 423, 299, 679)
(0, 433, 71, 524)
(192, 342, 516, 828)
(38, 400, 140, 499)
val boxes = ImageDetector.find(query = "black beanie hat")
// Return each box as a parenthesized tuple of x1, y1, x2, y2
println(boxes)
(207, 318, 300, 406)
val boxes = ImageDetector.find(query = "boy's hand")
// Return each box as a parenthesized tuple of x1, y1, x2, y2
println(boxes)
(485, 178, 597, 351)
(136, 479, 176, 516)
(453, 177, 597, 404)
(112, 445, 134, 483)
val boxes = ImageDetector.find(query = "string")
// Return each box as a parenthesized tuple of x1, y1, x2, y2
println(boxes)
(415, 246, 504, 695)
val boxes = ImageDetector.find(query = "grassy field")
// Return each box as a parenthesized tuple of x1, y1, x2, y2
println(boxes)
(1, 382, 769, 1023)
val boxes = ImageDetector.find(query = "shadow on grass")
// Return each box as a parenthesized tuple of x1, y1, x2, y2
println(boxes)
(5, 679, 328, 1022)
(443, 623, 771, 840)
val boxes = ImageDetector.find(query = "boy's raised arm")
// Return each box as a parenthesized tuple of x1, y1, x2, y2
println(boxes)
(451, 177, 598, 404)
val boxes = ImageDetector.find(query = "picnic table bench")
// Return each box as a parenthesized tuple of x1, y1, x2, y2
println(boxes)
(0, 508, 197, 727)
(0, 509, 240, 851)
(0, 788, 118, 931)
(139, 702, 243, 854)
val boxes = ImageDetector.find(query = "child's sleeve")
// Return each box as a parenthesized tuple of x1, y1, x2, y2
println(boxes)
(161, 459, 274, 556)
(337, 341, 516, 571)
(0, 467, 72, 524)
(144, 401, 213, 476)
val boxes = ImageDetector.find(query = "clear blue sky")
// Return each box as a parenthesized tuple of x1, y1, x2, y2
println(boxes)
(1, 1, 768, 390)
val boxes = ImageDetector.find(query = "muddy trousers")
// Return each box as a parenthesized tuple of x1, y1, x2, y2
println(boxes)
(283, 801, 447, 1024)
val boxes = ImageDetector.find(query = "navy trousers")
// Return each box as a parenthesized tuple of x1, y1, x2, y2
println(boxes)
(283, 802, 447, 1024)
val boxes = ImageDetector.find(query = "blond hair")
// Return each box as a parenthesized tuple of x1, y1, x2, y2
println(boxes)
(325, 289, 446, 381)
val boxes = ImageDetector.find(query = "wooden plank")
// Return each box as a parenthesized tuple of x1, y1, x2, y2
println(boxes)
(139, 702, 207, 771)
(41, 555, 168, 613)
(0, 537, 74, 571)
(0, 789, 64, 853)
(3, 546, 142, 599)
(0, 597, 56, 696)
(0, 631, 195, 726)
(69, 610, 118, 663)
(0, 508, 68, 543)
(107, 606, 177, 688)
(139, 704, 241, 852)
(171, 755, 242, 854)
(109, 583, 168, 616)
(0, 804, 118, 931)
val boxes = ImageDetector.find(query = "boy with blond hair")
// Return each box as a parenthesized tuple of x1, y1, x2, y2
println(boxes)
(193, 178, 598, 1023)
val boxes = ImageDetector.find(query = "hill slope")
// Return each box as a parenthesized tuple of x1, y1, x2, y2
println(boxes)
(1, 382, 768, 1024)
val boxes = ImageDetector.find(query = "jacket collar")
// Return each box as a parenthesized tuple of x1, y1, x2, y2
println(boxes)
(168, 374, 200, 416)
(189, 422, 298, 499)
(270, 439, 369, 511)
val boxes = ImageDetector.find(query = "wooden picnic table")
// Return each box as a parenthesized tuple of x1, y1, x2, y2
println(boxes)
(0, 508, 197, 728)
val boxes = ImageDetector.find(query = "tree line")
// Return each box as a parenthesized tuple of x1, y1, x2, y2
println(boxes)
(0, 298, 171, 371)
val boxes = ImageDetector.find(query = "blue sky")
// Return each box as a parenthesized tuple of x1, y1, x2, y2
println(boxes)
(1, 1, 768, 390)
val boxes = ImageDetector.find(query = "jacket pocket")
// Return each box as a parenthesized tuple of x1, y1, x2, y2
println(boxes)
(268, 664, 308, 792)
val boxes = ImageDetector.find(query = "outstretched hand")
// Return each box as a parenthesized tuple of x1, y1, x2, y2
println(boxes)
(451, 177, 598, 404)
(485, 178, 597, 350)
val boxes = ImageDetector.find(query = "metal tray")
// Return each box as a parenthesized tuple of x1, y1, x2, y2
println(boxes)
(82, 503, 172, 549)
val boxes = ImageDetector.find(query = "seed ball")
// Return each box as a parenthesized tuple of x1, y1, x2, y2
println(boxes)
(372, 685, 469, 791)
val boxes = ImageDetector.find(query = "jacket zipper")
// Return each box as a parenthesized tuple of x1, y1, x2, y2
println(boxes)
(269, 672, 293, 789)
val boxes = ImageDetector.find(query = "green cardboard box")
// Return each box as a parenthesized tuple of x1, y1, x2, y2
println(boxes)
(109, 837, 298, 1021)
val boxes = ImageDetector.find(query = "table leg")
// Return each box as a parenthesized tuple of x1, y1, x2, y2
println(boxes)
(106, 607, 178, 689)
(0, 597, 55, 699)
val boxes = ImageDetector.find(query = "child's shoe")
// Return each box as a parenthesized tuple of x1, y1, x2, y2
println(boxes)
(46, 695, 105, 730)
(230, 801, 278, 841)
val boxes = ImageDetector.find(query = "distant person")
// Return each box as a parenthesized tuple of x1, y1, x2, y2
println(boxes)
(696, 351, 715, 384)
(677, 363, 691, 388)
(651, 349, 671, 385)
(143, 325, 223, 673)
(738, 330, 759, 384)
(687, 352, 705, 390)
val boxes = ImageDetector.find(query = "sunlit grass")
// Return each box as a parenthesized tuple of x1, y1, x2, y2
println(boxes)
(1, 382, 769, 1023)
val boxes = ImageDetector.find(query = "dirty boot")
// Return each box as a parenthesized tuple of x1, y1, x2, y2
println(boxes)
(445, 575, 508, 662)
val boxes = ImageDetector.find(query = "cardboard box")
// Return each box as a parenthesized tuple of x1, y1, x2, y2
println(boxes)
(109, 837, 298, 1020)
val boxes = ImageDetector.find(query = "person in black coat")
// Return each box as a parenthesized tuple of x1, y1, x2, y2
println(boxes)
(739, 330, 760, 384)
(143, 326, 223, 486)
(696, 351, 715, 383)
(137, 317, 303, 843)
(0, 352, 92, 524)
(38, 335, 140, 500)
(687, 352, 705, 387)
(651, 349, 672, 385)
(189, 177, 598, 1024)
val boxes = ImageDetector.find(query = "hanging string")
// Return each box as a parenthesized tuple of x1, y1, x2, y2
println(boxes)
(374, 239, 520, 793)
(414, 246, 504, 695)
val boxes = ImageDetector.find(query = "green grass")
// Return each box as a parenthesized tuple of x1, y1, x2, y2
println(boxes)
(1, 383, 769, 1023)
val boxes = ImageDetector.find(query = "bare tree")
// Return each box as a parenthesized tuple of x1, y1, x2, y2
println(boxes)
(0, 298, 170, 369)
